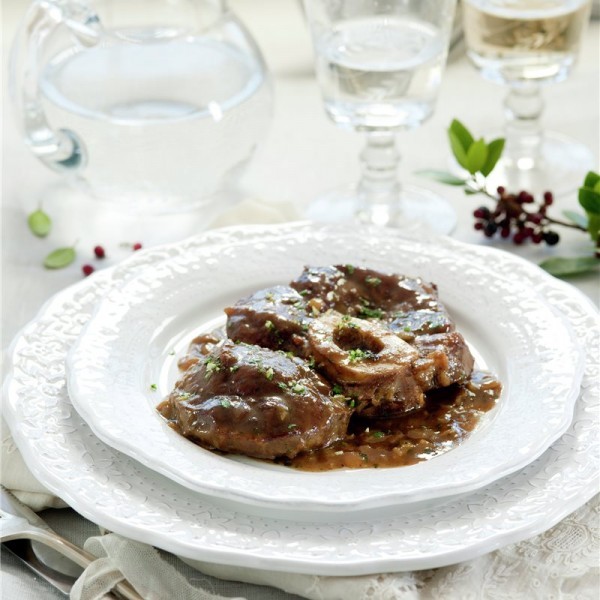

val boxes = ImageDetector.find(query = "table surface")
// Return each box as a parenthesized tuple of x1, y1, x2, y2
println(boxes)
(2, 0, 599, 598)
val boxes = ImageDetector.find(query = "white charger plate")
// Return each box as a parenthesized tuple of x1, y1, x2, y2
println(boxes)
(3, 223, 599, 575)
(64, 225, 584, 517)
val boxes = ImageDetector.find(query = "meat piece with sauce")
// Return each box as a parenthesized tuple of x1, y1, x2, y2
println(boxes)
(307, 311, 425, 417)
(161, 340, 351, 460)
(224, 286, 313, 357)
(290, 265, 451, 334)
(292, 265, 475, 395)
(412, 332, 474, 390)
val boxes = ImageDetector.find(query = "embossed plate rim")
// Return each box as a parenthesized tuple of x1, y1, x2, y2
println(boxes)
(3, 223, 599, 575)
(64, 225, 584, 514)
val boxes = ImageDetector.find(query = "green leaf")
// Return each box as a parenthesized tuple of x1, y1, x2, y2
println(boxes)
(466, 139, 489, 175)
(44, 246, 76, 269)
(540, 256, 600, 277)
(562, 210, 588, 229)
(448, 130, 470, 169)
(587, 214, 600, 242)
(480, 138, 505, 177)
(415, 170, 467, 185)
(583, 171, 600, 189)
(27, 209, 52, 237)
(594, 180, 600, 194)
(464, 188, 478, 195)
(579, 187, 600, 214)
(449, 119, 474, 153)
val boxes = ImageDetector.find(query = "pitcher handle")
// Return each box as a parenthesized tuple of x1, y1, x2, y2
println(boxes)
(9, 0, 99, 172)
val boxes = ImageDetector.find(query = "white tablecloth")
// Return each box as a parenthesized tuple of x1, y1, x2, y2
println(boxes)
(2, 1, 599, 598)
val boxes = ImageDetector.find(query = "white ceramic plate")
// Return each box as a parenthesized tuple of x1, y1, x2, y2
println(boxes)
(3, 224, 598, 575)
(64, 225, 584, 516)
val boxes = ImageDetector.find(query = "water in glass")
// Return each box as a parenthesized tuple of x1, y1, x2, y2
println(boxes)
(316, 15, 446, 130)
(39, 39, 270, 210)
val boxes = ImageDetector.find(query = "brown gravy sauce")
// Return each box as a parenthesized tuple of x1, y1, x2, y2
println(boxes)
(282, 371, 500, 471)
(162, 332, 501, 472)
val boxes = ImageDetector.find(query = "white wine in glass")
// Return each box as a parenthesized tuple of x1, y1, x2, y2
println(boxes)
(303, 0, 458, 233)
(462, 0, 594, 195)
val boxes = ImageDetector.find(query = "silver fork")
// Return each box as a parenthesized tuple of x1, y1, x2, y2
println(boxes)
(1, 485, 143, 600)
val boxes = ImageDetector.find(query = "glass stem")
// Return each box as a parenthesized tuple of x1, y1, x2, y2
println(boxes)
(503, 82, 544, 171)
(356, 130, 400, 226)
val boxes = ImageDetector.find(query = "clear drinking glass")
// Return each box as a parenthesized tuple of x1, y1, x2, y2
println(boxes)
(462, 0, 594, 195)
(302, 0, 458, 233)
(10, 0, 272, 214)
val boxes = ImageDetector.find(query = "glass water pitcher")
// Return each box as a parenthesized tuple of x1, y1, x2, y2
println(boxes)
(10, 0, 273, 213)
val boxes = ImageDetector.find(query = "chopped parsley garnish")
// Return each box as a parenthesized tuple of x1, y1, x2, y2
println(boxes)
(178, 392, 192, 400)
(345, 264, 355, 274)
(278, 381, 306, 394)
(365, 276, 382, 286)
(332, 384, 344, 396)
(299, 289, 309, 296)
(264, 367, 274, 381)
(403, 326, 412, 332)
(347, 399, 356, 408)
(220, 398, 232, 408)
(372, 431, 385, 439)
(229, 364, 240, 373)
(264, 320, 275, 331)
(287, 423, 297, 430)
(358, 306, 384, 319)
(307, 356, 316, 369)
(337, 314, 357, 329)
(265, 292, 275, 302)
(150, 383, 158, 391)
(348, 348, 376, 362)
(204, 356, 222, 379)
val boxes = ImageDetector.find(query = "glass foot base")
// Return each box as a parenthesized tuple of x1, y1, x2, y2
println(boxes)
(305, 184, 457, 235)
(484, 131, 596, 197)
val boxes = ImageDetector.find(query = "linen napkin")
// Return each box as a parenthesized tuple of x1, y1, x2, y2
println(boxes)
(71, 495, 599, 600)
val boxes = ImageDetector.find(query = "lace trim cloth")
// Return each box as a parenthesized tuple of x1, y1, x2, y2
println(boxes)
(69, 496, 599, 600)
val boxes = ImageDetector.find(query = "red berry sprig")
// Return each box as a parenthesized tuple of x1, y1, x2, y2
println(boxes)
(473, 187, 562, 246)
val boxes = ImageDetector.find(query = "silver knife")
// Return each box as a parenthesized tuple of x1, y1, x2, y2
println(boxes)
(1, 486, 143, 600)
(3, 537, 78, 597)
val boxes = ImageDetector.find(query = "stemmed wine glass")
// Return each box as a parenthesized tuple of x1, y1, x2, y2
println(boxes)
(302, 0, 458, 233)
(462, 0, 594, 195)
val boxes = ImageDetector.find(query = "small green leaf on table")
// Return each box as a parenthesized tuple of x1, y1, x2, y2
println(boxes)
(415, 170, 467, 185)
(480, 138, 505, 177)
(583, 171, 600, 190)
(449, 119, 474, 153)
(448, 130, 470, 170)
(28, 209, 52, 237)
(562, 210, 588, 229)
(540, 256, 600, 277)
(466, 139, 489, 175)
(578, 187, 600, 215)
(44, 247, 76, 269)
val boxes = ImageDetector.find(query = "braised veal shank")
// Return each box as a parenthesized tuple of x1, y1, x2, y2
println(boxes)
(159, 266, 500, 470)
